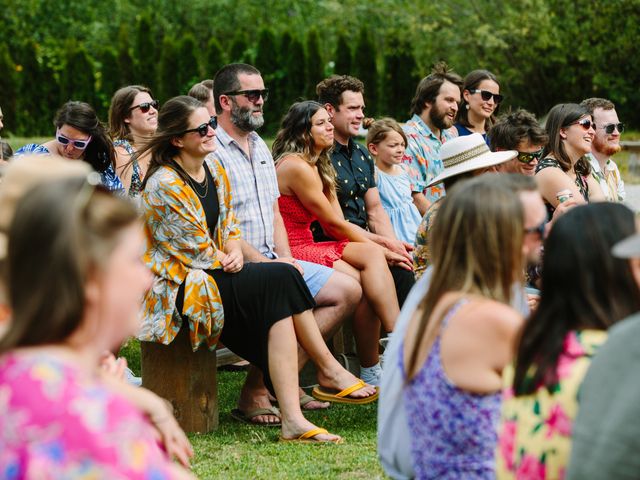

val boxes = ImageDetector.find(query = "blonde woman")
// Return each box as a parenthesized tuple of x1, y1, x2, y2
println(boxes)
(402, 175, 524, 479)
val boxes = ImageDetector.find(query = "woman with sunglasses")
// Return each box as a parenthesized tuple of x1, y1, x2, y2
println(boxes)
(455, 70, 502, 143)
(139, 96, 375, 443)
(497, 203, 640, 479)
(14, 101, 123, 192)
(109, 86, 158, 198)
(535, 103, 605, 218)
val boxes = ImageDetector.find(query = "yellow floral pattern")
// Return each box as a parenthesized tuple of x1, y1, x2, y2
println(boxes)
(138, 156, 241, 351)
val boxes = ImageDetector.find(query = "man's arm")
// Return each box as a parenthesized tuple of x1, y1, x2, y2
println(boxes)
(272, 200, 293, 258)
(411, 192, 430, 216)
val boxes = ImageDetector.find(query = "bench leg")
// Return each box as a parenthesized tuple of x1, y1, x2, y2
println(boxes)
(141, 326, 218, 433)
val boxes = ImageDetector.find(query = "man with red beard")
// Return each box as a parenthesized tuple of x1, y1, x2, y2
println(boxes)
(581, 97, 626, 202)
(401, 63, 462, 215)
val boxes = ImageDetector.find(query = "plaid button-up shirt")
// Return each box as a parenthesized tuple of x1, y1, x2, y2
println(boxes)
(210, 126, 279, 257)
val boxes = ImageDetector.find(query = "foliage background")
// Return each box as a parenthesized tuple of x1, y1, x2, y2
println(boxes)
(1, 0, 638, 136)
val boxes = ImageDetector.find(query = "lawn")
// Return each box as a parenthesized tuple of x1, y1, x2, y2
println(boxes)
(119, 341, 385, 480)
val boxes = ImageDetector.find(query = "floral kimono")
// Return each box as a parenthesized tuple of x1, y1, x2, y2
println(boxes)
(496, 330, 607, 479)
(138, 155, 240, 350)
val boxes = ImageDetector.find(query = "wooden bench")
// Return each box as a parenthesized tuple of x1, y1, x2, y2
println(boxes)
(139, 309, 244, 434)
(622, 141, 640, 176)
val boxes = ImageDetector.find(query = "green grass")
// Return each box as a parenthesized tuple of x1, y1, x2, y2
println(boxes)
(119, 341, 385, 480)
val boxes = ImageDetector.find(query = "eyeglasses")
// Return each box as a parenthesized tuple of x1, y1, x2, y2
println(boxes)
(468, 89, 503, 104)
(224, 89, 269, 103)
(180, 116, 217, 137)
(524, 220, 546, 238)
(569, 118, 594, 131)
(56, 129, 92, 150)
(517, 148, 544, 164)
(596, 122, 625, 135)
(129, 100, 159, 113)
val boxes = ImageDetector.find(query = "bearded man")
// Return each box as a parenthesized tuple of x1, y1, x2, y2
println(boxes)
(580, 97, 626, 202)
(401, 63, 463, 215)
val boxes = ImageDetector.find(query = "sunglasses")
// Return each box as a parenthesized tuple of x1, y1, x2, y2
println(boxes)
(56, 129, 92, 150)
(569, 118, 594, 131)
(597, 122, 625, 135)
(224, 89, 269, 103)
(517, 148, 544, 164)
(181, 116, 218, 137)
(469, 89, 503, 104)
(129, 100, 159, 113)
(524, 220, 546, 238)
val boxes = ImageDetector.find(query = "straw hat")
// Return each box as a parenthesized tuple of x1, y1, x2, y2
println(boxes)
(0, 155, 91, 259)
(426, 133, 517, 188)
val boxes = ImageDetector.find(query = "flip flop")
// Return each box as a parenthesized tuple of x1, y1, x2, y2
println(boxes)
(279, 427, 344, 444)
(312, 379, 379, 405)
(230, 406, 281, 427)
(300, 393, 330, 410)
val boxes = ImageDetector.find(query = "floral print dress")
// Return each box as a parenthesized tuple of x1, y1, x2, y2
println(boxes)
(496, 330, 607, 479)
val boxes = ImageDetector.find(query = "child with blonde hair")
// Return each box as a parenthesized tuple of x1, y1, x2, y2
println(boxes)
(367, 118, 422, 245)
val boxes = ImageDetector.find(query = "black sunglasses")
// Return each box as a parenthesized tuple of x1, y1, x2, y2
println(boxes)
(181, 116, 217, 137)
(597, 122, 625, 135)
(469, 89, 503, 104)
(524, 220, 546, 237)
(224, 89, 269, 103)
(129, 100, 159, 113)
(569, 118, 594, 131)
(517, 148, 544, 164)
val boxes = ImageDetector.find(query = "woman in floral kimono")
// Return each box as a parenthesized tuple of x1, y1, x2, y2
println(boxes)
(139, 96, 375, 443)
(497, 203, 640, 479)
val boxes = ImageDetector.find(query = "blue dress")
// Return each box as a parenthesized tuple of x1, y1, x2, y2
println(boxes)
(454, 124, 490, 145)
(375, 166, 422, 245)
(14, 143, 125, 194)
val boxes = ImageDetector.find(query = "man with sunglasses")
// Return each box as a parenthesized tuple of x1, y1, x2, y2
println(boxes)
(489, 109, 549, 177)
(210, 63, 362, 424)
(580, 98, 626, 202)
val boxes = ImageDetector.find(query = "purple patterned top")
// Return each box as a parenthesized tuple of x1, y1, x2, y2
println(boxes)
(402, 299, 501, 479)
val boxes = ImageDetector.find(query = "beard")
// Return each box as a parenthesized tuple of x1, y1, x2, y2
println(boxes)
(231, 101, 264, 132)
(429, 103, 454, 131)
(592, 135, 621, 157)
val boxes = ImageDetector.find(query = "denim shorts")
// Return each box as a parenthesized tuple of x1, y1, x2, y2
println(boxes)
(297, 260, 333, 297)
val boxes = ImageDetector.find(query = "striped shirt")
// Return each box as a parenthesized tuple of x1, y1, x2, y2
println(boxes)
(210, 126, 279, 257)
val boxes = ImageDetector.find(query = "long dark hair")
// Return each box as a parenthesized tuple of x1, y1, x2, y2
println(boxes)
(140, 95, 204, 189)
(541, 103, 591, 177)
(513, 203, 640, 395)
(54, 101, 116, 174)
(272, 101, 337, 196)
(458, 69, 500, 129)
(0, 177, 138, 352)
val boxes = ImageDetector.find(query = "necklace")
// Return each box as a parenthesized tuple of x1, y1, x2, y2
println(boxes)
(187, 169, 209, 198)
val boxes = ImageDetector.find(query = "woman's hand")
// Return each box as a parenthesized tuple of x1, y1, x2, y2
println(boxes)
(218, 240, 244, 273)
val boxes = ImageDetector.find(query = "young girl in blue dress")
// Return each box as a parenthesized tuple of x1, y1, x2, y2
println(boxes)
(367, 118, 422, 245)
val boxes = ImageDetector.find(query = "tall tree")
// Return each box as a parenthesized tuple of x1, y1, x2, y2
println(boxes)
(205, 37, 225, 79)
(158, 37, 180, 102)
(60, 44, 96, 107)
(255, 28, 280, 133)
(333, 34, 352, 76)
(135, 13, 157, 91)
(353, 28, 378, 117)
(285, 37, 307, 105)
(117, 25, 135, 86)
(305, 29, 323, 99)
(229, 35, 249, 64)
(97, 48, 120, 120)
(382, 40, 419, 119)
(0, 44, 17, 135)
(177, 34, 201, 95)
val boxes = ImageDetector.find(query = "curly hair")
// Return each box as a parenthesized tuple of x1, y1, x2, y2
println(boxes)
(489, 109, 548, 151)
(316, 75, 365, 109)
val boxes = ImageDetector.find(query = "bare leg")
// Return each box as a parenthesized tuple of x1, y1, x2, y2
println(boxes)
(269, 317, 341, 441)
(237, 366, 280, 425)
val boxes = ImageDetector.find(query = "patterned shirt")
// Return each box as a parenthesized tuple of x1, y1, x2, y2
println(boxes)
(413, 198, 443, 279)
(14, 143, 125, 194)
(0, 352, 175, 479)
(402, 114, 457, 204)
(497, 330, 607, 480)
(330, 139, 376, 230)
(588, 153, 625, 202)
(211, 126, 279, 258)
(113, 138, 143, 198)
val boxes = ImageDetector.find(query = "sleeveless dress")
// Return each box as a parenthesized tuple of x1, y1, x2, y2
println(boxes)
(376, 166, 422, 245)
(113, 139, 143, 198)
(278, 193, 349, 267)
(402, 299, 501, 479)
(536, 157, 589, 217)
